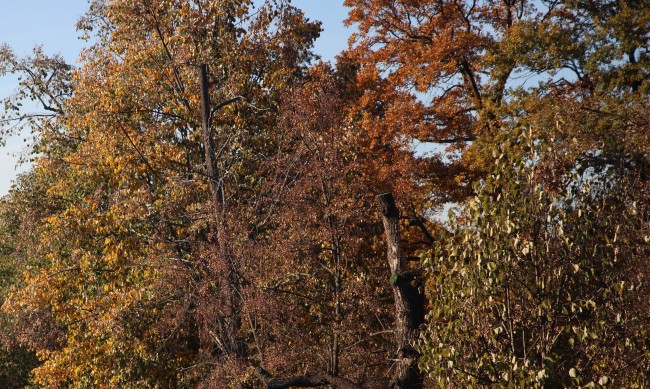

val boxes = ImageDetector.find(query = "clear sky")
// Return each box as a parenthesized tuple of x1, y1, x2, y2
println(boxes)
(0, 1, 352, 197)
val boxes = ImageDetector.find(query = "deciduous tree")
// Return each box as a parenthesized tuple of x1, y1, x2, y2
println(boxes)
(420, 126, 648, 387)
(3, 0, 322, 386)
(344, 0, 648, 204)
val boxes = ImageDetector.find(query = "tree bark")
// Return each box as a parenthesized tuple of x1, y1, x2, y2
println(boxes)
(200, 63, 223, 209)
(376, 193, 424, 389)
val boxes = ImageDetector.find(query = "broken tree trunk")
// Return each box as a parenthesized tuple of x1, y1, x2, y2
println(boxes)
(376, 193, 424, 389)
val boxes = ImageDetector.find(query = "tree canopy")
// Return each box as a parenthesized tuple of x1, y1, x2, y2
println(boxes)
(0, 0, 647, 388)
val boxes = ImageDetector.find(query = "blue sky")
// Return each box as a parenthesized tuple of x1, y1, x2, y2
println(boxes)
(0, 1, 352, 196)
(0, 0, 88, 196)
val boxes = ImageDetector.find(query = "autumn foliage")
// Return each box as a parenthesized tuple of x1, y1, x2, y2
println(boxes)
(0, 0, 648, 388)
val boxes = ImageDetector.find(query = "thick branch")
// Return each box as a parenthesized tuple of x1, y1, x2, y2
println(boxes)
(458, 59, 482, 107)
(408, 216, 435, 245)
(419, 135, 476, 144)
(210, 95, 242, 117)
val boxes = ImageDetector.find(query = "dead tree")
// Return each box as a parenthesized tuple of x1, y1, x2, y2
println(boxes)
(376, 193, 424, 389)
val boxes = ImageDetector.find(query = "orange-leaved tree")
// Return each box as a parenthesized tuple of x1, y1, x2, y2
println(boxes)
(344, 0, 648, 205)
(345, 0, 648, 386)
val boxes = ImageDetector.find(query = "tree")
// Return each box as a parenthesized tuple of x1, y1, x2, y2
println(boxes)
(0, 44, 78, 388)
(0, 4, 435, 384)
(345, 2, 648, 384)
(242, 63, 405, 387)
(2, 0, 646, 387)
(376, 193, 425, 389)
(0, 44, 73, 153)
(0, 175, 44, 388)
(420, 127, 648, 387)
(3, 0, 322, 386)
(344, 0, 649, 204)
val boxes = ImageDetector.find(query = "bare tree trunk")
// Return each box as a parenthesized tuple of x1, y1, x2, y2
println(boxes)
(200, 64, 223, 210)
(376, 193, 424, 389)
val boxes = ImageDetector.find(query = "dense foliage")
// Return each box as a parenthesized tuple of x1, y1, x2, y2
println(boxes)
(421, 129, 648, 387)
(0, 0, 647, 388)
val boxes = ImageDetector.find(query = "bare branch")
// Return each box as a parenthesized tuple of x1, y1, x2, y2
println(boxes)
(255, 367, 363, 389)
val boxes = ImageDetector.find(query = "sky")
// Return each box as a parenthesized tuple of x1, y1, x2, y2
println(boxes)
(0, 0, 353, 197)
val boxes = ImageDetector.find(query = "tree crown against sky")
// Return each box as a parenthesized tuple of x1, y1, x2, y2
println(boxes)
(0, 0, 353, 196)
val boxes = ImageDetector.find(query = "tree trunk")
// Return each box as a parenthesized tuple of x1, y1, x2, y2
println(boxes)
(200, 64, 223, 210)
(376, 193, 424, 389)
(199, 63, 241, 356)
